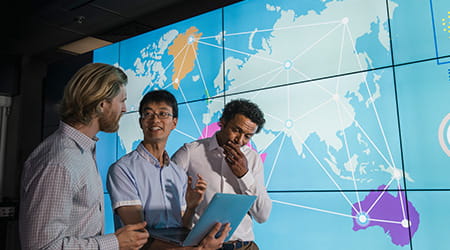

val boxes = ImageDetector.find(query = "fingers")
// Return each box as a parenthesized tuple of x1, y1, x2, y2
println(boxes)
(216, 223, 231, 241)
(207, 222, 231, 238)
(126, 222, 149, 239)
(195, 175, 207, 191)
(224, 140, 240, 152)
(115, 221, 147, 235)
(188, 174, 207, 191)
(187, 175, 193, 188)
(116, 222, 149, 250)
(125, 221, 148, 232)
(223, 142, 242, 161)
(207, 222, 222, 236)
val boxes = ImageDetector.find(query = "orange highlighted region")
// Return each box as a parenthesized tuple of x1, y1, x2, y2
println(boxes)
(168, 27, 203, 89)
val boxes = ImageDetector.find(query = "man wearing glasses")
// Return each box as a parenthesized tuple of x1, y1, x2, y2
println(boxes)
(107, 90, 230, 250)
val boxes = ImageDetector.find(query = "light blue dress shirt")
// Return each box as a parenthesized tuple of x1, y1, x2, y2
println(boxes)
(107, 142, 187, 229)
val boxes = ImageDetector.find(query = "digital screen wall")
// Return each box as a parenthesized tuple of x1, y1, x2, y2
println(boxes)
(94, 0, 450, 249)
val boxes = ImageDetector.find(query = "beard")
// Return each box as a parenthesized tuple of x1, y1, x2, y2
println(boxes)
(98, 111, 121, 133)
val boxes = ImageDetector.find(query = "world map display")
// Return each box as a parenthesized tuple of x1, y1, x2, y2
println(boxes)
(94, 0, 450, 249)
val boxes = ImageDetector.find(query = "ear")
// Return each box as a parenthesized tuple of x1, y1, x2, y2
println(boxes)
(218, 118, 225, 128)
(171, 117, 178, 130)
(139, 117, 143, 129)
(97, 100, 106, 113)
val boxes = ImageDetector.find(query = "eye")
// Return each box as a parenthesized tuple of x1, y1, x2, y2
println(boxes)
(158, 112, 169, 118)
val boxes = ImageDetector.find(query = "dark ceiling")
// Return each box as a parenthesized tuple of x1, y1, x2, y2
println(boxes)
(0, 0, 241, 62)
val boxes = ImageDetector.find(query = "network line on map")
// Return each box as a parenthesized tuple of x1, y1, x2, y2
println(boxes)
(164, 13, 409, 235)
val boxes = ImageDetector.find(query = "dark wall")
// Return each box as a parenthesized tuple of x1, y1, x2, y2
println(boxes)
(0, 53, 92, 249)
(3, 53, 92, 201)
(1, 56, 47, 250)
(42, 53, 93, 138)
(0, 56, 21, 96)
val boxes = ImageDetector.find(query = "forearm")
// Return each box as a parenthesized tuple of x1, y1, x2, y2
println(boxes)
(20, 229, 118, 250)
(116, 205, 144, 225)
(20, 209, 119, 250)
(61, 234, 118, 250)
(181, 206, 196, 229)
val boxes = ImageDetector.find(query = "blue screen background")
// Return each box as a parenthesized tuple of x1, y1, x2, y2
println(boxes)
(94, 0, 450, 249)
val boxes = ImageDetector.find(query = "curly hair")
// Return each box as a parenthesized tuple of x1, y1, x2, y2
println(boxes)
(59, 63, 127, 126)
(221, 99, 265, 133)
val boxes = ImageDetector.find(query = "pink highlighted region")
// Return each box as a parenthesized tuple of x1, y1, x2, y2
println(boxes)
(351, 185, 420, 246)
(200, 122, 267, 162)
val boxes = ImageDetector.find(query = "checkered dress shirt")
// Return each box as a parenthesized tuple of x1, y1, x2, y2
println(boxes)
(19, 122, 118, 249)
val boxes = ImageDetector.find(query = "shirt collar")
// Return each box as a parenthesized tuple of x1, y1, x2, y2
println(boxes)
(207, 133, 222, 152)
(59, 121, 97, 153)
(136, 142, 170, 167)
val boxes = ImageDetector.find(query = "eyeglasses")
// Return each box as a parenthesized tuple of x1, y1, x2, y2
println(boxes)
(141, 111, 173, 120)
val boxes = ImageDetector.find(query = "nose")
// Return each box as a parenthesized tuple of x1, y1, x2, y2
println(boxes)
(235, 133, 246, 145)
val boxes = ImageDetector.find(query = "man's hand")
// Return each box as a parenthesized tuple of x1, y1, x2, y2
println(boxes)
(198, 222, 231, 250)
(115, 221, 149, 250)
(186, 174, 207, 209)
(223, 141, 248, 178)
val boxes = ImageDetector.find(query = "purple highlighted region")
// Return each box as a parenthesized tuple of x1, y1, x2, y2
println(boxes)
(351, 185, 420, 246)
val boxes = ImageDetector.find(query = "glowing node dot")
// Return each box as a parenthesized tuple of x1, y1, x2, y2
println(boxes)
(284, 60, 293, 70)
(174, 78, 179, 84)
(187, 36, 195, 44)
(356, 212, 370, 226)
(359, 214, 368, 223)
(393, 169, 402, 180)
(285, 120, 293, 129)
(401, 219, 410, 228)
(342, 17, 349, 24)
(332, 94, 340, 101)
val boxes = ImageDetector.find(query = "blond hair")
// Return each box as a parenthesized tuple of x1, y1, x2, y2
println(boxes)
(59, 63, 127, 126)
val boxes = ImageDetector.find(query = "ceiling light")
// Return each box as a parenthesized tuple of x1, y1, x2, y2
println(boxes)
(58, 36, 112, 55)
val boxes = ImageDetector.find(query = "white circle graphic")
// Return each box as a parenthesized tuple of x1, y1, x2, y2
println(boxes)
(438, 113, 450, 157)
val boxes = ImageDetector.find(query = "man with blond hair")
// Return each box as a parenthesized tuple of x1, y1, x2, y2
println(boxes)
(19, 63, 149, 250)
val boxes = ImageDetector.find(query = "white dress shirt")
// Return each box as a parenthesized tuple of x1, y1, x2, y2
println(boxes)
(172, 133, 272, 241)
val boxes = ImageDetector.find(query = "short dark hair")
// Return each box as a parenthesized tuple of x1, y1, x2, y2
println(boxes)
(221, 99, 265, 133)
(139, 90, 178, 118)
